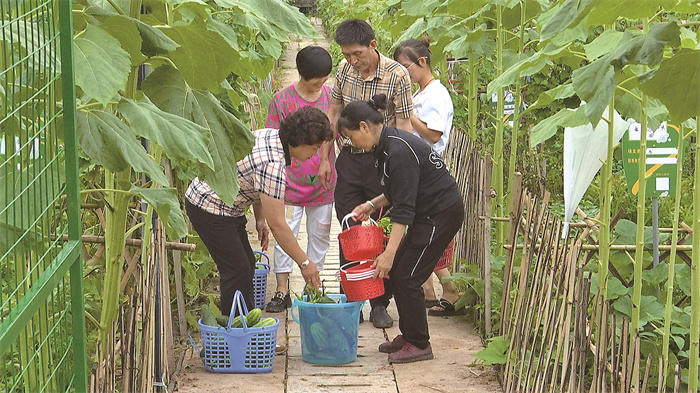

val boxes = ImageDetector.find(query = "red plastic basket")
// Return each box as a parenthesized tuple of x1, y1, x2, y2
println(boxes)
(338, 214, 383, 261)
(339, 261, 385, 302)
(383, 236, 453, 272)
(434, 239, 455, 271)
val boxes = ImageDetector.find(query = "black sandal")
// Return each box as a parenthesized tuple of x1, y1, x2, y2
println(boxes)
(425, 299, 440, 308)
(428, 298, 466, 316)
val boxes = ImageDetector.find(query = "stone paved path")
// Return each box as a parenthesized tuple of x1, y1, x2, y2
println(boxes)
(174, 17, 501, 393)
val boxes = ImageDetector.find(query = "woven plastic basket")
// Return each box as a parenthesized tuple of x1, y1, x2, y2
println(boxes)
(434, 239, 455, 271)
(339, 261, 385, 302)
(252, 251, 270, 309)
(338, 214, 383, 261)
(198, 291, 279, 373)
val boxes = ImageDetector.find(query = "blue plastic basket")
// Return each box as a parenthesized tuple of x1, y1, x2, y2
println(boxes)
(290, 294, 364, 365)
(198, 290, 279, 373)
(253, 251, 270, 309)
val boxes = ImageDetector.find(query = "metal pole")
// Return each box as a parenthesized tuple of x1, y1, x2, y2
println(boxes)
(59, 1, 89, 390)
(653, 197, 660, 298)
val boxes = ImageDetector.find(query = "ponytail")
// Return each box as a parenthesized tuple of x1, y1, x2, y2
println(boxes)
(338, 94, 387, 131)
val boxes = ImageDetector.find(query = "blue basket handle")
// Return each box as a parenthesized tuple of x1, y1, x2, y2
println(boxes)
(253, 250, 270, 264)
(255, 262, 271, 272)
(227, 290, 251, 331)
(187, 333, 201, 355)
(290, 300, 301, 324)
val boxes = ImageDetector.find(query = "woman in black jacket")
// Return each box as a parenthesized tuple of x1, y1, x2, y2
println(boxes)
(338, 94, 464, 364)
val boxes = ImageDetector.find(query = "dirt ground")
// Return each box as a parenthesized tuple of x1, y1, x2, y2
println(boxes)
(172, 18, 502, 393)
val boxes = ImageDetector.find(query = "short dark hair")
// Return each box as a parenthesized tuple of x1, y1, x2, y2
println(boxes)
(394, 38, 432, 68)
(334, 19, 375, 47)
(296, 46, 332, 80)
(337, 94, 387, 132)
(279, 106, 333, 147)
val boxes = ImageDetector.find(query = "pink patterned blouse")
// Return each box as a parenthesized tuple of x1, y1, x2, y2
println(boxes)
(265, 83, 336, 206)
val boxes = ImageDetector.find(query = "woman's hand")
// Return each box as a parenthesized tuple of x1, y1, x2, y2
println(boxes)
(300, 260, 321, 289)
(351, 202, 373, 222)
(256, 220, 269, 251)
(372, 249, 395, 280)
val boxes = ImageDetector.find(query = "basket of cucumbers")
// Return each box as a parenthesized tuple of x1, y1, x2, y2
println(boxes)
(290, 286, 364, 365)
(197, 290, 279, 373)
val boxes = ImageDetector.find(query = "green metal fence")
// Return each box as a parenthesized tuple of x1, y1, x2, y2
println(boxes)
(0, 1, 87, 392)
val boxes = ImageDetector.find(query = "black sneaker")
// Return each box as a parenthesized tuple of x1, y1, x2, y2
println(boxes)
(369, 305, 393, 328)
(265, 291, 291, 313)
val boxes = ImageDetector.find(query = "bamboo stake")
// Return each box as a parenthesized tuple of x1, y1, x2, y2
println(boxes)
(621, 319, 629, 391)
(483, 155, 493, 335)
(501, 172, 524, 337)
(634, 334, 641, 393)
(611, 314, 617, 393)
(641, 353, 652, 393)
(52, 233, 196, 251)
(657, 355, 664, 393)
(504, 243, 694, 252)
(173, 250, 188, 339)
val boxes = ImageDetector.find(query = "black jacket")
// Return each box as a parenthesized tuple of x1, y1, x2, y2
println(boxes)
(373, 126, 462, 226)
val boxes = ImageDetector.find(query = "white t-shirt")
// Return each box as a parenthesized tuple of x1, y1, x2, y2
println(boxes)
(411, 80, 454, 154)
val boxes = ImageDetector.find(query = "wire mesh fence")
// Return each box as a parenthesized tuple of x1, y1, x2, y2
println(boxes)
(0, 1, 86, 391)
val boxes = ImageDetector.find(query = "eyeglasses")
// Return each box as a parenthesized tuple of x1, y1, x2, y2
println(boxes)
(402, 57, 426, 70)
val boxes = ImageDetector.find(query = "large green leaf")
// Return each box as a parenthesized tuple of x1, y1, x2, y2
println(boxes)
(73, 24, 131, 106)
(205, 18, 241, 51)
(613, 295, 665, 327)
(640, 48, 700, 124)
(402, 0, 442, 16)
(445, 0, 488, 17)
(488, 43, 570, 96)
(258, 36, 283, 59)
(131, 18, 180, 56)
(99, 15, 146, 67)
(585, 0, 677, 26)
(583, 29, 624, 60)
(530, 107, 588, 146)
(539, 0, 593, 41)
(474, 336, 510, 365)
(0, 20, 58, 71)
(610, 23, 680, 69)
(521, 83, 575, 116)
(216, 0, 321, 39)
(227, 12, 288, 42)
(76, 110, 169, 185)
(643, 263, 669, 286)
(130, 187, 188, 240)
(162, 20, 238, 93)
(501, 0, 541, 30)
(392, 18, 428, 51)
(444, 25, 495, 59)
(572, 56, 616, 125)
(117, 94, 215, 175)
(574, 23, 680, 125)
(141, 66, 254, 204)
(87, 0, 132, 14)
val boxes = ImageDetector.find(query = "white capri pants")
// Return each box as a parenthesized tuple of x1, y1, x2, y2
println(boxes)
(273, 204, 332, 273)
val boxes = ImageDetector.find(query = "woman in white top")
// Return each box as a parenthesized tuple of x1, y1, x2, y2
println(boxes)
(394, 38, 461, 316)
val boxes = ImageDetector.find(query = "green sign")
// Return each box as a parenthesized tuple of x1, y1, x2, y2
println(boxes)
(622, 122, 679, 198)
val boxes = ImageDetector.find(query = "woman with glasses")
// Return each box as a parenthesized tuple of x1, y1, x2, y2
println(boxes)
(394, 38, 462, 317)
(339, 94, 464, 363)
